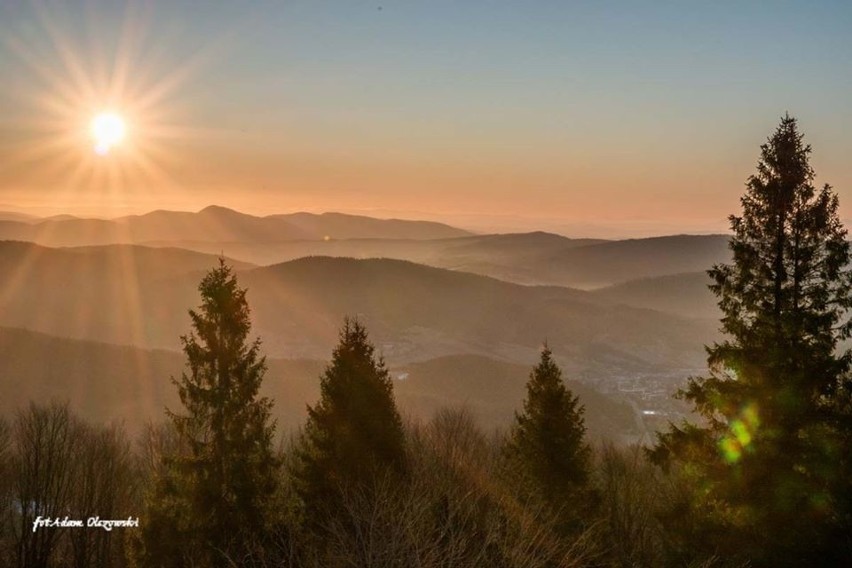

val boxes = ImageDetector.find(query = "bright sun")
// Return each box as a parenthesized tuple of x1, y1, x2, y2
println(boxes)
(90, 112, 127, 155)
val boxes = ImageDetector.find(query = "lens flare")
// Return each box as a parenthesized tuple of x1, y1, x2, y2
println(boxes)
(719, 402, 760, 464)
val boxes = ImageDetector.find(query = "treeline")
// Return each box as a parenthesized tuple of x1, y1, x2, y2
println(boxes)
(0, 353, 686, 567)
(0, 403, 138, 566)
(2, 115, 852, 567)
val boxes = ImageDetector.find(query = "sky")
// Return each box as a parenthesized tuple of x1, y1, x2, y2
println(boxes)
(0, 1, 850, 237)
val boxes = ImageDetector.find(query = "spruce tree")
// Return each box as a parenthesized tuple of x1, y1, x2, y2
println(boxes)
(140, 259, 279, 567)
(293, 318, 406, 526)
(651, 115, 852, 566)
(505, 346, 591, 529)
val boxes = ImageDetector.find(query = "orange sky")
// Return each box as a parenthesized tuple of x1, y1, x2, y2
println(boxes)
(1, 2, 850, 237)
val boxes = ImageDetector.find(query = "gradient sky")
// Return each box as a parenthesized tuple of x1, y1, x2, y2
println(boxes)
(0, 1, 850, 236)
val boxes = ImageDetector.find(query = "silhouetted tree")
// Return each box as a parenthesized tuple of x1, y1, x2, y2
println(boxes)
(651, 115, 852, 566)
(67, 424, 136, 568)
(505, 346, 592, 533)
(139, 259, 279, 567)
(0, 417, 11, 566)
(293, 318, 406, 530)
(595, 444, 669, 568)
(8, 402, 79, 568)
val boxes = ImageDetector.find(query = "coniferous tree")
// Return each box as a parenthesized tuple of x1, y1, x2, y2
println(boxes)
(293, 318, 406, 528)
(651, 115, 852, 566)
(505, 346, 592, 531)
(139, 259, 279, 567)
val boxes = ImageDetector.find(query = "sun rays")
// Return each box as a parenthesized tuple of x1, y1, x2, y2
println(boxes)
(0, 2, 249, 414)
(0, 1, 227, 214)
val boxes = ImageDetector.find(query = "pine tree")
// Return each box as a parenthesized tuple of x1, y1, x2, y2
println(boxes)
(651, 115, 852, 566)
(139, 259, 279, 567)
(505, 346, 591, 530)
(293, 318, 406, 526)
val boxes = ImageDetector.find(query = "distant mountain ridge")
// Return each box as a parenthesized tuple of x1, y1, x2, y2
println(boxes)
(535, 234, 731, 288)
(0, 205, 472, 246)
(134, 229, 731, 288)
(0, 211, 38, 223)
(0, 241, 716, 379)
(0, 206, 737, 288)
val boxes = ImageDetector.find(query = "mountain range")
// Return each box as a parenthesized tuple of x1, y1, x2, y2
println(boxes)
(0, 206, 471, 246)
(0, 206, 735, 442)
(0, 206, 733, 289)
(0, 241, 717, 376)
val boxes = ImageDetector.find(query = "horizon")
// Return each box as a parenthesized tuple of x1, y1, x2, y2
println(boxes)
(0, 201, 738, 239)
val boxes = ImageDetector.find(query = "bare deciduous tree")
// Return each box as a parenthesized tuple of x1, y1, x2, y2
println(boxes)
(10, 402, 80, 568)
(67, 424, 137, 568)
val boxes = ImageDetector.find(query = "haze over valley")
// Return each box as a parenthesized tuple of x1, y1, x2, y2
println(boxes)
(0, 205, 726, 442)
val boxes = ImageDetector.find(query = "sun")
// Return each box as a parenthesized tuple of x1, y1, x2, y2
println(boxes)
(90, 112, 127, 155)
(4, 1, 214, 206)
